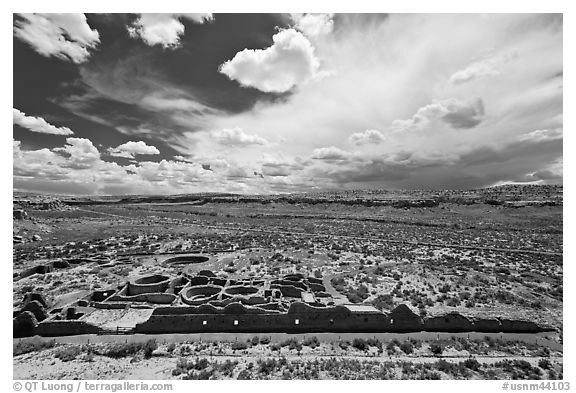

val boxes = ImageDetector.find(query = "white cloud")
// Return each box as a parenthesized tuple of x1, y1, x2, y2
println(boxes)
(518, 128, 563, 143)
(14, 14, 563, 194)
(210, 128, 269, 147)
(219, 29, 321, 93)
(108, 141, 160, 159)
(172, 14, 562, 190)
(14, 13, 100, 63)
(260, 154, 306, 177)
(391, 98, 485, 132)
(292, 13, 334, 38)
(311, 146, 353, 161)
(13, 108, 74, 135)
(348, 129, 386, 146)
(128, 13, 213, 49)
(53, 137, 101, 169)
(450, 49, 519, 85)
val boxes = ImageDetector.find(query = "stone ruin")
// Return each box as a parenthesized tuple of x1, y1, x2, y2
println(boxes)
(12, 255, 556, 338)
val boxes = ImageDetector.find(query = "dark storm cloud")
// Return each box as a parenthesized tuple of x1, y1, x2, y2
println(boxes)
(14, 13, 291, 161)
(14, 177, 99, 196)
(79, 13, 291, 114)
(310, 133, 562, 189)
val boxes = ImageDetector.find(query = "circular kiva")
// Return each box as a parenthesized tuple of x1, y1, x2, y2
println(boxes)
(164, 255, 211, 265)
(223, 285, 259, 297)
(129, 274, 171, 295)
(181, 285, 222, 305)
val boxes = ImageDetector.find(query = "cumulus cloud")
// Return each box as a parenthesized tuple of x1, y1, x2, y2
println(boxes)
(13, 108, 74, 135)
(108, 141, 160, 159)
(210, 128, 269, 146)
(450, 50, 519, 85)
(130, 159, 208, 183)
(53, 137, 101, 169)
(128, 13, 213, 49)
(311, 146, 353, 161)
(219, 29, 321, 93)
(348, 129, 386, 145)
(262, 165, 291, 177)
(291, 13, 334, 38)
(14, 138, 279, 195)
(391, 98, 485, 131)
(260, 155, 306, 177)
(14, 14, 563, 194)
(13, 140, 69, 180)
(14, 13, 100, 63)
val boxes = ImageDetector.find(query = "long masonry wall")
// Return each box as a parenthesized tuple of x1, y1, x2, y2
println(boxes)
(133, 304, 552, 335)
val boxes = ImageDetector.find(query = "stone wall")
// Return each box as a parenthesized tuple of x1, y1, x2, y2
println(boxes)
(35, 320, 100, 337)
(17, 300, 555, 337)
(128, 274, 171, 295)
(108, 292, 176, 304)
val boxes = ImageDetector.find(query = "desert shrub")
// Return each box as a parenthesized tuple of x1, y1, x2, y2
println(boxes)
(367, 338, 381, 348)
(143, 339, 157, 358)
(218, 360, 238, 376)
(259, 336, 271, 345)
(430, 342, 444, 356)
(184, 369, 214, 380)
(237, 370, 251, 380)
(538, 358, 551, 370)
(231, 341, 248, 351)
(54, 345, 82, 362)
(173, 357, 192, 375)
(303, 336, 320, 348)
(434, 359, 457, 375)
(399, 340, 414, 355)
(352, 338, 367, 351)
(14, 338, 55, 356)
(495, 359, 543, 380)
(385, 341, 397, 355)
(258, 358, 278, 375)
(167, 343, 176, 353)
(372, 294, 395, 310)
(463, 358, 481, 371)
(251, 336, 260, 346)
(193, 358, 209, 370)
(100, 342, 144, 358)
(281, 338, 302, 351)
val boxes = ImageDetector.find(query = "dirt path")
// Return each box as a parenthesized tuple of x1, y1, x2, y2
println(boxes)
(14, 330, 562, 351)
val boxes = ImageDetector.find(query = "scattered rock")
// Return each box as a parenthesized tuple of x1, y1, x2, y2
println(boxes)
(151, 348, 170, 357)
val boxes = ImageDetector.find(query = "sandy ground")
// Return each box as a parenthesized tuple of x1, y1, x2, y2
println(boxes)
(13, 348, 562, 380)
(81, 309, 154, 329)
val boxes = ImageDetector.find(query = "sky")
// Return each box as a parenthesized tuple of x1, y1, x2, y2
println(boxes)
(12, 13, 563, 195)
